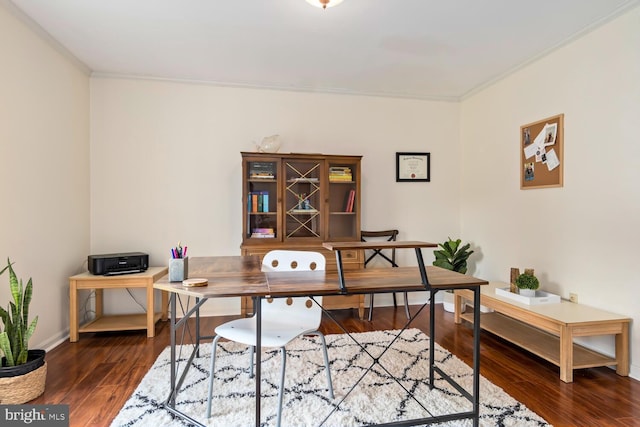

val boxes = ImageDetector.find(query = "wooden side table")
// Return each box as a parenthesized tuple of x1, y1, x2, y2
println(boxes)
(454, 281, 630, 382)
(69, 267, 169, 342)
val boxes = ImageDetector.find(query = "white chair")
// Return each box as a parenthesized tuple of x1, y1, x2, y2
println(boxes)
(206, 250, 334, 427)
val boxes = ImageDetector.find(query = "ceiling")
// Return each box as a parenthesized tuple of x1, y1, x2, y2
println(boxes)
(7, 0, 639, 101)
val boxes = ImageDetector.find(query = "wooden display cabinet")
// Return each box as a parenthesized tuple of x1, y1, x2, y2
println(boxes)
(241, 152, 364, 318)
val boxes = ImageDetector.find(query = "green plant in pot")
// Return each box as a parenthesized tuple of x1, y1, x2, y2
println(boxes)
(0, 258, 46, 404)
(515, 272, 539, 297)
(433, 238, 474, 312)
(433, 237, 473, 274)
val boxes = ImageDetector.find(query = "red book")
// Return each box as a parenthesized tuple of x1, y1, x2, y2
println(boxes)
(347, 190, 356, 212)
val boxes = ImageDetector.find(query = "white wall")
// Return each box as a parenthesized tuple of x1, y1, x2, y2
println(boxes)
(0, 3, 90, 350)
(460, 7, 640, 378)
(89, 78, 461, 314)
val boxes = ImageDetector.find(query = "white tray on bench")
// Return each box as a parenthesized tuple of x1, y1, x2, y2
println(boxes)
(495, 287, 561, 305)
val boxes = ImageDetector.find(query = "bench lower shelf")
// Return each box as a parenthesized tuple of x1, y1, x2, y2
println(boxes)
(461, 312, 617, 369)
(79, 313, 163, 334)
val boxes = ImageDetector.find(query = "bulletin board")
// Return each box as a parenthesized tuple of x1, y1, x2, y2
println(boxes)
(520, 114, 564, 189)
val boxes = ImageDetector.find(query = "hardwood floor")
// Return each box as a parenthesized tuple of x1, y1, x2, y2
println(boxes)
(34, 304, 639, 427)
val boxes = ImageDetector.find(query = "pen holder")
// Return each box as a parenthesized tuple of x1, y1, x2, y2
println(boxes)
(169, 257, 189, 282)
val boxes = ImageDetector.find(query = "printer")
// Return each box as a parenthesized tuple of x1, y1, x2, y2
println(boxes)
(88, 252, 149, 276)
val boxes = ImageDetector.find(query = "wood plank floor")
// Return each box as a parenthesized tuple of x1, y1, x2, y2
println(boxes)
(33, 304, 640, 427)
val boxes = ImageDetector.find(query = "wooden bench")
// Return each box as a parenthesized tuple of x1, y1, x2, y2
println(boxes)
(454, 281, 630, 382)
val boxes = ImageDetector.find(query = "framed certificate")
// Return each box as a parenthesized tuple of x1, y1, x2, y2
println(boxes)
(396, 152, 430, 182)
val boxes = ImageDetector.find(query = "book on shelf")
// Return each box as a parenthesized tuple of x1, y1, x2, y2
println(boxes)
(344, 189, 356, 212)
(288, 177, 319, 183)
(329, 175, 352, 182)
(250, 173, 275, 179)
(248, 191, 269, 213)
(348, 189, 355, 212)
(252, 227, 274, 233)
(329, 167, 353, 181)
(251, 233, 275, 238)
(249, 162, 276, 179)
(329, 166, 352, 173)
(251, 227, 275, 238)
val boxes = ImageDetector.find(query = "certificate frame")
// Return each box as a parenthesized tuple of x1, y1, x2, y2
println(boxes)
(396, 152, 430, 182)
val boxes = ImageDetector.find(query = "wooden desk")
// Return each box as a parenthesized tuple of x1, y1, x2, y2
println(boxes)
(69, 267, 168, 342)
(154, 255, 485, 300)
(155, 251, 488, 427)
(454, 281, 630, 382)
(322, 241, 438, 293)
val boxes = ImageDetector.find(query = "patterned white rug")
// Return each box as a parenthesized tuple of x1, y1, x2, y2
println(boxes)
(111, 329, 550, 427)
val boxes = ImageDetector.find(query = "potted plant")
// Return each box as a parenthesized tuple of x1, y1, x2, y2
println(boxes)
(433, 238, 474, 312)
(514, 272, 540, 297)
(0, 258, 46, 404)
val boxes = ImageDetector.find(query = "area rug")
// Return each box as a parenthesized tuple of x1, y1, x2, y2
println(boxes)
(111, 329, 550, 427)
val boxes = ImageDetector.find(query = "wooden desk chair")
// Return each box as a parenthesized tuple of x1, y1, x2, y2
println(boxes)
(361, 229, 410, 320)
(206, 250, 334, 427)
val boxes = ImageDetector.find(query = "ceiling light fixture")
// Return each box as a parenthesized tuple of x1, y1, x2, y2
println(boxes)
(305, 0, 344, 9)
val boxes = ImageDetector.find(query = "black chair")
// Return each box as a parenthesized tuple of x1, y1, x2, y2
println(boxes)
(361, 229, 410, 320)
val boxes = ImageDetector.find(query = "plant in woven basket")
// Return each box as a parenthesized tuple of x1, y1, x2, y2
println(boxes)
(0, 258, 38, 367)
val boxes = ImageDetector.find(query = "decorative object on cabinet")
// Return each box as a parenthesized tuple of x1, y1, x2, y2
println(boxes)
(396, 152, 430, 182)
(241, 152, 364, 318)
(255, 134, 282, 153)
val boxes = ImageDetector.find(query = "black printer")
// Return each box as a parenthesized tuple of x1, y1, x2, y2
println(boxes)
(88, 252, 149, 275)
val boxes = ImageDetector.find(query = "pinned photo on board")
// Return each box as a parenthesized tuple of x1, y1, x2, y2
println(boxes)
(524, 162, 535, 181)
(523, 127, 531, 146)
(543, 123, 557, 146)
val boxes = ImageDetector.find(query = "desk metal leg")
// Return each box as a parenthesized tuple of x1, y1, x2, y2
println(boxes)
(429, 289, 436, 390)
(333, 250, 346, 292)
(163, 293, 208, 427)
(169, 292, 176, 407)
(255, 296, 262, 427)
(415, 247, 429, 286)
(472, 286, 481, 427)
(195, 297, 201, 357)
(427, 286, 481, 426)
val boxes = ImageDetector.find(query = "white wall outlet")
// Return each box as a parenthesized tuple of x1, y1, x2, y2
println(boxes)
(569, 293, 578, 303)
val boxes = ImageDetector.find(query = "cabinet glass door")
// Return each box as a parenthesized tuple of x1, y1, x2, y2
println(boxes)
(328, 160, 358, 240)
(246, 159, 279, 240)
(284, 159, 322, 239)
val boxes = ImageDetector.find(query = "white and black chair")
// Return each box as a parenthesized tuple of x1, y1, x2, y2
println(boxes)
(206, 250, 334, 427)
